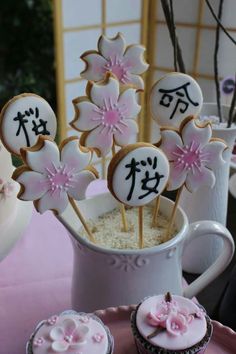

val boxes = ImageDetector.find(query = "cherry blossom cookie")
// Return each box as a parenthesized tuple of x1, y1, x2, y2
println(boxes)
(131, 293, 213, 354)
(71, 74, 140, 157)
(26, 311, 114, 354)
(80, 32, 149, 90)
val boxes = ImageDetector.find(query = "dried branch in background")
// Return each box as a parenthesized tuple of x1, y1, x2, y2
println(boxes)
(228, 74, 236, 128)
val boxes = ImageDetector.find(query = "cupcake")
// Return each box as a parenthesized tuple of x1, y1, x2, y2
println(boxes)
(26, 310, 114, 354)
(131, 293, 213, 354)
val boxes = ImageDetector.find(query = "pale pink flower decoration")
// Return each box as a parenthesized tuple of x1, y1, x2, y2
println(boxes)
(49, 318, 89, 352)
(47, 315, 59, 326)
(0, 182, 14, 199)
(33, 337, 45, 347)
(92, 333, 104, 343)
(159, 118, 227, 192)
(71, 75, 140, 157)
(80, 32, 149, 90)
(166, 313, 188, 336)
(13, 137, 97, 214)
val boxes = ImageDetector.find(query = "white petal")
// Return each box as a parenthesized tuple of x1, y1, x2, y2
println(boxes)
(201, 140, 227, 170)
(50, 327, 64, 341)
(62, 318, 77, 336)
(167, 162, 187, 191)
(26, 139, 60, 174)
(83, 125, 113, 157)
(16, 171, 48, 201)
(72, 100, 103, 131)
(72, 325, 89, 343)
(123, 45, 149, 74)
(98, 32, 125, 60)
(118, 89, 141, 118)
(67, 170, 96, 200)
(114, 119, 138, 146)
(80, 52, 107, 81)
(159, 130, 183, 161)
(185, 166, 216, 193)
(61, 138, 92, 173)
(90, 76, 119, 108)
(51, 341, 68, 352)
(124, 73, 144, 90)
(181, 119, 212, 148)
(37, 189, 69, 214)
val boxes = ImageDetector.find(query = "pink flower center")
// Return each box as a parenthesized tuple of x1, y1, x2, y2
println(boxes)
(64, 334, 73, 343)
(103, 109, 119, 125)
(105, 57, 129, 83)
(173, 141, 209, 173)
(171, 322, 180, 330)
(46, 164, 75, 192)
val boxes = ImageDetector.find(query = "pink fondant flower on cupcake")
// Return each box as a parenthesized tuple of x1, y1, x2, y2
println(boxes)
(71, 74, 140, 157)
(13, 137, 98, 214)
(49, 318, 89, 352)
(166, 313, 188, 336)
(158, 117, 227, 192)
(80, 32, 149, 90)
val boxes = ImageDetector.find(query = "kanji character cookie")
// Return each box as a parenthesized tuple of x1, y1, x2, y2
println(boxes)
(150, 73, 203, 128)
(107, 143, 169, 207)
(71, 74, 140, 157)
(158, 116, 227, 192)
(0, 93, 57, 156)
(80, 32, 149, 90)
(13, 136, 98, 214)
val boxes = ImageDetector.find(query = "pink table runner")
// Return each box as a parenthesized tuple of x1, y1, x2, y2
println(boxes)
(0, 180, 108, 354)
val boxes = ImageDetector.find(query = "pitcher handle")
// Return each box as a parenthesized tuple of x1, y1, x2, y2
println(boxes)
(183, 220, 234, 299)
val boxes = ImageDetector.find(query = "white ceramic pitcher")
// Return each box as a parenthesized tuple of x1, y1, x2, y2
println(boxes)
(57, 193, 234, 312)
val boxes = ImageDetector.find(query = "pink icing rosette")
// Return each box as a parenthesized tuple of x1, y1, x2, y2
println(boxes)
(13, 136, 98, 214)
(80, 32, 149, 90)
(71, 74, 140, 157)
(158, 117, 227, 192)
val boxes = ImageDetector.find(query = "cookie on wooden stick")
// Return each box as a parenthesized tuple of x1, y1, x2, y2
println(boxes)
(158, 116, 227, 240)
(107, 143, 170, 248)
(12, 136, 98, 243)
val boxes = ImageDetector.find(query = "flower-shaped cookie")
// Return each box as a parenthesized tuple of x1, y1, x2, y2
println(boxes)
(71, 74, 140, 157)
(158, 117, 227, 192)
(13, 137, 98, 214)
(80, 32, 149, 90)
(49, 318, 89, 352)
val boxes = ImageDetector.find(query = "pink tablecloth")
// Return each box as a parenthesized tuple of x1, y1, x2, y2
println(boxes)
(0, 180, 108, 354)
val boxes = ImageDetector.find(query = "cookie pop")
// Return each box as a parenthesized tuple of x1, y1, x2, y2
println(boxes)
(150, 72, 203, 128)
(158, 116, 227, 239)
(0, 93, 57, 156)
(13, 136, 98, 243)
(107, 143, 169, 248)
(80, 32, 149, 90)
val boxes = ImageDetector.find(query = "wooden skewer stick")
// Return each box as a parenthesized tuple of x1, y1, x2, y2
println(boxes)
(69, 196, 96, 244)
(139, 206, 144, 248)
(151, 195, 161, 228)
(165, 185, 184, 241)
(112, 144, 128, 232)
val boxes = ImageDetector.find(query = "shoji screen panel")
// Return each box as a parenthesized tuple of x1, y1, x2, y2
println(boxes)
(53, 0, 147, 177)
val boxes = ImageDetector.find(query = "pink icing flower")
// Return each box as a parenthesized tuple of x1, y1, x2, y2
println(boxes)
(166, 313, 188, 336)
(71, 75, 140, 157)
(47, 315, 59, 326)
(79, 316, 90, 324)
(49, 318, 89, 352)
(0, 182, 14, 199)
(13, 137, 98, 214)
(33, 337, 45, 347)
(195, 308, 205, 319)
(92, 333, 104, 343)
(80, 32, 148, 90)
(159, 117, 227, 192)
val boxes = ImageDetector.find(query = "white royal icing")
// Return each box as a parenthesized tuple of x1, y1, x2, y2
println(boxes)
(110, 144, 169, 207)
(0, 93, 57, 155)
(150, 73, 203, 128)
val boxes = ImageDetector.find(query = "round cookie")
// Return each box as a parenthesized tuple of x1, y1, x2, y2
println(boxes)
(13, 136, 98, 214)
(107, 143, 169, 207)
(150, 73, 203, 128)
(80, 32, 149, 90)
(0, 93, 57, 156)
